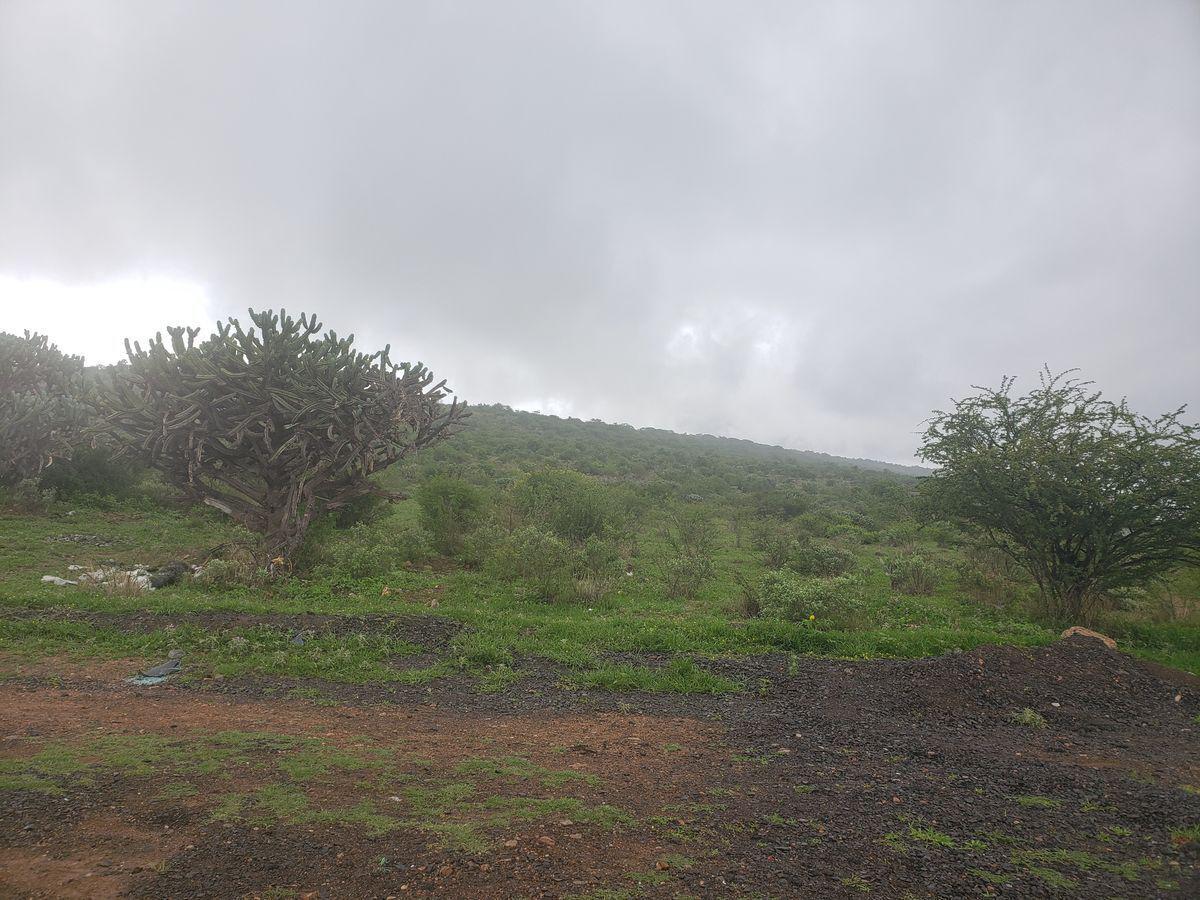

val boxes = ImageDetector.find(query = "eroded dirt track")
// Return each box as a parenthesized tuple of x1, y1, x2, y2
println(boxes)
(1, 638, 1198, 898)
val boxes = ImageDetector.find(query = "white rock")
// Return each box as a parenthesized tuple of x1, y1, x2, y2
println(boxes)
(66, 564, 85, 572)
(41, 575, 77, 586)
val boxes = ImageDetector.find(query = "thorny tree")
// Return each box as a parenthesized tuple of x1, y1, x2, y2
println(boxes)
(918, 368, 1200, 625)
(102, 309, 467, 560)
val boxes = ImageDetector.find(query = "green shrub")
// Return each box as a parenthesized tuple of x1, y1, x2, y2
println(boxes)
(0, 477, 57, 514)
(417, 476, 484, 554)
(317, 521, 433, 578)
(195, 546, 268, 588)
(787, 542, 856, 577)
(514, 468, 612, 542)
(751, 521, 793, 568)
(880, 521, 920, 547)
(756, 570, 871, 629)
(486, 525, 582, 600)
(661, 554, 715, 602)
(38, 446, 142, 501)
(885, 553, 941, 595)
(332, 492, 392, 528)
(459, 522, 505, 568)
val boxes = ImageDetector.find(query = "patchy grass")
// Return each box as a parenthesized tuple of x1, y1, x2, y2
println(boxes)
(0, 729, 634, 855)
(908, 825, 956, 848)
(1014, 795, 1061, 809)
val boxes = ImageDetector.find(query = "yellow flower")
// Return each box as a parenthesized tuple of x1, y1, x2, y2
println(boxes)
(808, 614, 815, 621)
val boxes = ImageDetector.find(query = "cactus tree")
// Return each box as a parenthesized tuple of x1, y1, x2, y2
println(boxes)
(102, 309, 467, 559)
(0, 331, 90, 485)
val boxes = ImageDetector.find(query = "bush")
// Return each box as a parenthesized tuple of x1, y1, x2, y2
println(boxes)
(332, 492, 391, 528)
(486, 525, 581, 600)
(459, 522, 505, 568)
(956, 547, 1036, 611)
(195, 545, 268, 588)
(0, 477, 57, 513)
(885, 553, 942, 595)
(38, 446, 142, 501)
(514, 468, 612, 542)
(317, 521, 433, 578)
(751, 520, 793, 568)
(755, 570, 870, 629)
(787, 542, 856, 577)
(417, 475, 484, 554)
(661, 554, 715, 601)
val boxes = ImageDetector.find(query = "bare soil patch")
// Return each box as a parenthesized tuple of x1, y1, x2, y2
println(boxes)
(0, 638, 1197, 898)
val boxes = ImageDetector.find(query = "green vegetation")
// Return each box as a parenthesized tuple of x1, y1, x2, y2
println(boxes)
(0, 730, 629, 854)
(1007, 708, 1047, 729)
(0, 399, 1197, 688)
(0, 330, 90, 487)
(919, 369, 1200, 625)
(96, 309, 467, 558)
(1013, 795, 1061, 809)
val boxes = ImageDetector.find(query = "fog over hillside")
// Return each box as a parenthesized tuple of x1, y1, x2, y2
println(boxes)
(1, 0, 1197, 465)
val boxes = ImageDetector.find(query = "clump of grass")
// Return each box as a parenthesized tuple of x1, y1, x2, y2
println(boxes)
(1014, 795, 1061, 809)
(1008, 707, 1047, 728)
(1171, 824, 1200, 845)
(908, 825, 955, 847)
(840, 873, 871, 892)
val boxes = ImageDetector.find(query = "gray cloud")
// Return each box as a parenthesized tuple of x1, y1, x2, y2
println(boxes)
(1, 0, 1197, 463)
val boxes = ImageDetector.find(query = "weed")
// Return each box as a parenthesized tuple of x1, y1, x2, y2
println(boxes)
(1007, 707, 1047, 728)
(840, 874, 871, 892)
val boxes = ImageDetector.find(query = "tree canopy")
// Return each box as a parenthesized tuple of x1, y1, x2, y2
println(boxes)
(918, 369, 1200, 624)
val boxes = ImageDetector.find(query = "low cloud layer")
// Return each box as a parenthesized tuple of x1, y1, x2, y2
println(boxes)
(1, 1, 1197, 463)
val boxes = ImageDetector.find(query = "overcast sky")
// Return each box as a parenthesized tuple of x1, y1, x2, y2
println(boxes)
(1, 1, 1197, 464)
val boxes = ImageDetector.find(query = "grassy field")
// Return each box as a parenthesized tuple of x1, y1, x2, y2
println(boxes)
(1, 489, 1194, 690)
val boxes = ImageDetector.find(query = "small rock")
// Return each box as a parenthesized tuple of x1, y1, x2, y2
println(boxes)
(558, 819, 574, 826)
(41, 575, 77, 586)
(503, 839, 518, 848)
(1060, 626, 1117, 650)
(656, 859, 670, 871)
(567, 833, 582, 840)
(140, 654, 182, 678)
(437, 865, 454, 877)
(537, 836, 556, 847)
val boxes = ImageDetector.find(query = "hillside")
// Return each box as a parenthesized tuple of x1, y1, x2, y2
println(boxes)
(400, 403, 931, 484)
(1, 387, 1198, 898)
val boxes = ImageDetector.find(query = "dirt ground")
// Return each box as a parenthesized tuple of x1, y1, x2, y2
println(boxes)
(1, 635, 1198, 898)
